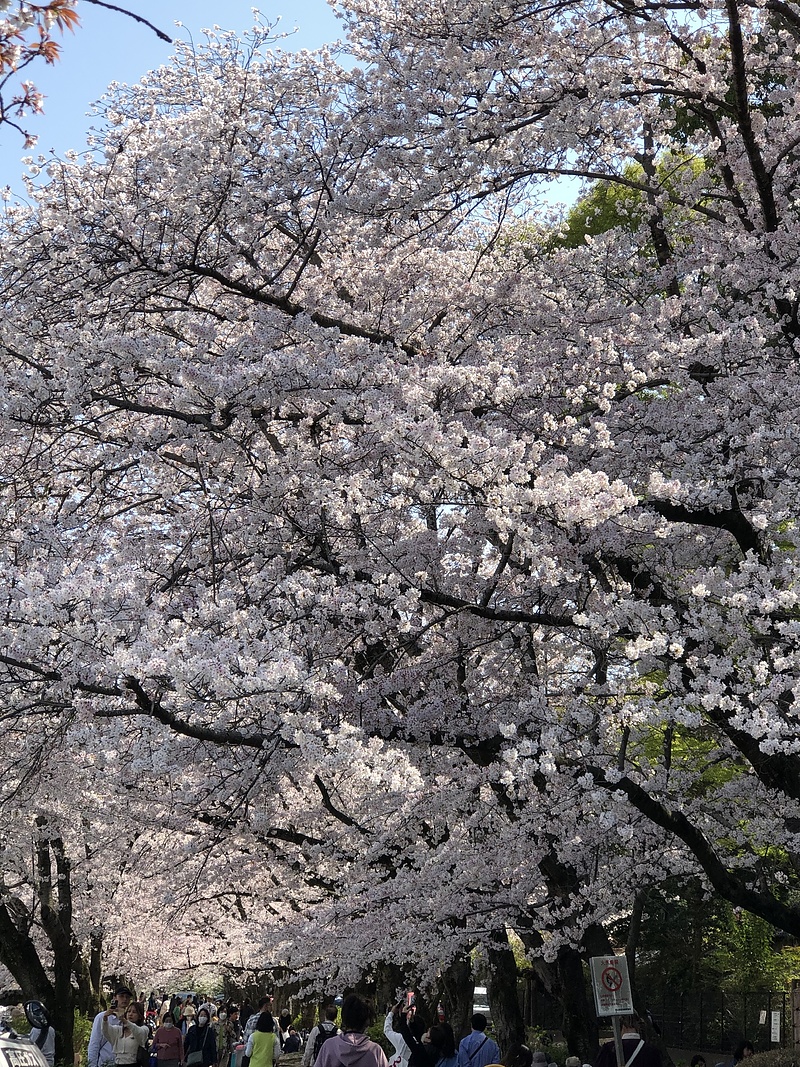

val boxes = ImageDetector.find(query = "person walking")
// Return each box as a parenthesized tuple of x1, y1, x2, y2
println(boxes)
(315, 996, 387, 1067)
(303, 1007, 339, 1067)
(184, 1009, 218, 1067)
(277, 1012, 292, 1048)
(593, 1016, 662, 1067)
(245, 1014, 281, 1067)
(427, 1024, 458, 1067)
(244, 1002, 274, 1045)
(219, 1007, 243, 1067)
(153, 1011, 185, 1067)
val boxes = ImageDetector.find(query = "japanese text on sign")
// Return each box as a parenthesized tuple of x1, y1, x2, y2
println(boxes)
(590, 955, 634, 1017)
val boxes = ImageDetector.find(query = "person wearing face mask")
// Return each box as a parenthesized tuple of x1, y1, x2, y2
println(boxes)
(153, 1011, 185, 1067)
(184, 1009, 218, 1067)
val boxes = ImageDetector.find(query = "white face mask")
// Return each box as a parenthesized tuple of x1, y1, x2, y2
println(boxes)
(164, 1022, 173, 1030)
(199, 1017, 209, 1027)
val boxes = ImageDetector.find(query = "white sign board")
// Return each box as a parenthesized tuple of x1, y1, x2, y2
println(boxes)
(771, 1011, 781, 1043)
(590, 955, 634, 1017)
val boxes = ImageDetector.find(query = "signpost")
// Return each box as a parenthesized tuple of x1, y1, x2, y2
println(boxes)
(771, 1011, 781, 1044)
(590, 956, 634, 1067)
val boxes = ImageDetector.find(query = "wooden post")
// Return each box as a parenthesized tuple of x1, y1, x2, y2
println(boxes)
(791, 980, 800, 1049)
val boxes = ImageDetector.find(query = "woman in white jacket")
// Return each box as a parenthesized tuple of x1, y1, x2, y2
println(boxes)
(102, 1003, 150, 1067)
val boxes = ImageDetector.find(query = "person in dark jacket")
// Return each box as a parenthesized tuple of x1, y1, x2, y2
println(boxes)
(593, 1016, 662, 1067)
(283, 1030, 302, 1054)
(184, 1009, 217, 1067)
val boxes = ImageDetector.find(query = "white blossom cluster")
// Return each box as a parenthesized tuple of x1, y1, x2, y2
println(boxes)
(2, 0, 800, 987)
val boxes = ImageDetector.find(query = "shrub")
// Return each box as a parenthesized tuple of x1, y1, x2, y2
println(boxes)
(743, 1051, 800, 1067)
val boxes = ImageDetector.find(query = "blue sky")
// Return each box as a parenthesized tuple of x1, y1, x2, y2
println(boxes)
(0, 0, 342, 192)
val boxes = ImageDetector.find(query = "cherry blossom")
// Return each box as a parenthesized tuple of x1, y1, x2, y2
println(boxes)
(1, 0, 800, 1036)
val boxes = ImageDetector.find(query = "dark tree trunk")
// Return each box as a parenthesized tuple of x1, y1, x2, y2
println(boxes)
(75, 930, 104, 1016)
(370, 960, 408, 1017)
(0, 828, 85, 1066)
(625, 909, 674, 1067)
(556, 946, 599, 1062)
(35, 822, 78, 1066)
(518, 924, 607, 1061)
(438, 953, 474, 1040)
(0, 900, 56, 1001)
(486, 930, 525, 1055)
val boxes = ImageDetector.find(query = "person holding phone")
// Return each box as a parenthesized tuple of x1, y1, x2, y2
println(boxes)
(88, 987, 134, 1067)
(102, 1002, 150, 1067)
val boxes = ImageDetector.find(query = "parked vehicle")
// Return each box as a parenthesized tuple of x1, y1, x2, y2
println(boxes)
(0, 1003, 51, 1067)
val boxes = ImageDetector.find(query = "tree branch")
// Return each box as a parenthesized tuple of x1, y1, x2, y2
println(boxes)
(80, 0, 172, 43)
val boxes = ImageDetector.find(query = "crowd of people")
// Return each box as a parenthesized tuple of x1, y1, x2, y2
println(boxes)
(21, 984, 748, 1067)
(84, 990, 498, 1067)
(87, 988, 306, 1067)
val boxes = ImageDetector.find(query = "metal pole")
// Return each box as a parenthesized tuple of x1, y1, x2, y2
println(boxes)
(613, 1017, 626, 1067)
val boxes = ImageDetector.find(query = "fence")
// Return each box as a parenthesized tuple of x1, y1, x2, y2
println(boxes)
(646, 990, 792, 1053)
(522, 980, 795, 1053)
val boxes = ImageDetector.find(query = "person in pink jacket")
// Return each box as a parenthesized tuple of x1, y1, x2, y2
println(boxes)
(315, 996, 388, 1067)
(153, 1014, 184, 1067)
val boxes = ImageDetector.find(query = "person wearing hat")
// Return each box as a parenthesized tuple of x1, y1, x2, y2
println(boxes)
(88, 987, 134, 1067)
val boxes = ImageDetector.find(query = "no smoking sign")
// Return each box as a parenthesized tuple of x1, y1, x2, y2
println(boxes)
(590, 956, 634, 1016)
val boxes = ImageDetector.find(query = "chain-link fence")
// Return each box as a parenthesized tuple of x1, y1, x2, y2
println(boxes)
(522, 981, 794, 1053)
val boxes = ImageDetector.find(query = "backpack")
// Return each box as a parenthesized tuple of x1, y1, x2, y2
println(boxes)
(313, 1024, 339, 1062)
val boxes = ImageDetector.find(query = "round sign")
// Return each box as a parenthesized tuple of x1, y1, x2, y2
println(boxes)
(601, 966, 623, 992)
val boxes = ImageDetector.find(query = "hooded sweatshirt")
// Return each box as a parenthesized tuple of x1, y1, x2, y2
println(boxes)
(316, 1033, 388, 1067)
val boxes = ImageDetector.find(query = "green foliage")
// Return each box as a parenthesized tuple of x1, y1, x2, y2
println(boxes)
(743, 1050, 800, 1067)
(555, 164, 647, 249)
(638, 724, 742, 799)
(367, 1022, 394, 1055)
(71, 1011, 94, 1066)
(12, 1009, 31, 1035)
(526, 1030, 568, 1067)
(550, 154, 705, 252)
(706, 910, 800, 992)
(617, 882, 800, 994)
(509, 929, 533, 973)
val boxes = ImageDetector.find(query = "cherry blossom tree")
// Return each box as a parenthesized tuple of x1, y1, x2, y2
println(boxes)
(1, 0, 800, 1051)
(0, 1, 169, 147)
(0, 2, 79, 145)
